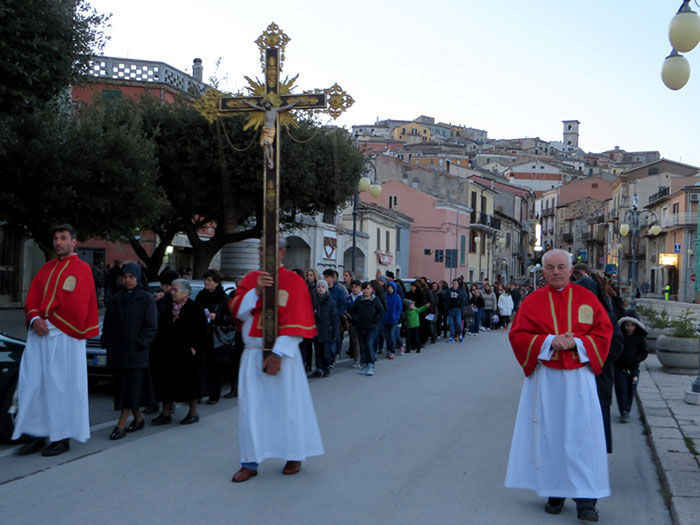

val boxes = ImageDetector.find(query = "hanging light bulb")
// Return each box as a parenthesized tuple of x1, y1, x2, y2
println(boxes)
(369, 184, 382, 198)
(650, 224, 662, 236)
(662, 49, 691, 90)
(358, 177, 371, 192)
(669, 1, 700, 52)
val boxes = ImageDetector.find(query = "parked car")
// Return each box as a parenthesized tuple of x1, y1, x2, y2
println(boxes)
(0, 331, 25, 443)
(85, 279, 237, 382)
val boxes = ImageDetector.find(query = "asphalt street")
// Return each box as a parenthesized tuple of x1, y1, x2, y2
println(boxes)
(0, 330, 672, 524)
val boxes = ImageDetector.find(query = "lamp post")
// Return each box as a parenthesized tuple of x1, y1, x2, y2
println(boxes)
(351, 158, 381, 277)
(528, 263, 542, 290)
(619, 193, 661, 310)
(662, 1, 700, 90)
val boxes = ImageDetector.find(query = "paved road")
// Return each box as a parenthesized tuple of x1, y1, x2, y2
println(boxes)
(0, 331, 671, 524)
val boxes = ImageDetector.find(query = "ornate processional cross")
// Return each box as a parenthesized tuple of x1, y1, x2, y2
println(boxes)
(198, 22, 354, 352)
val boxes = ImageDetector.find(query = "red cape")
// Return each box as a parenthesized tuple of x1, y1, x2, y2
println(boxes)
(509, 283, 612, 377)
(230, 266, 317, 339)
(25, 254, 99, 339)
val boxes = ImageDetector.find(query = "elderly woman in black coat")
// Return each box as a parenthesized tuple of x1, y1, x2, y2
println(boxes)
(101, 262, 158, 440)
(150, 279, 209, 425)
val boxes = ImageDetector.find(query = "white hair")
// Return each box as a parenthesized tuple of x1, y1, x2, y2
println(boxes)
(542, 249, 572, 269)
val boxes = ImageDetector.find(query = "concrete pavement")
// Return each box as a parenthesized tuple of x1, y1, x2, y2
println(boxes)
(0, 329, 672, 524)
(638, 354, 700, 525)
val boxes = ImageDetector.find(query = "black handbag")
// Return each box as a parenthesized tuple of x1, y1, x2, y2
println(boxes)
(212, 324, 236, 350)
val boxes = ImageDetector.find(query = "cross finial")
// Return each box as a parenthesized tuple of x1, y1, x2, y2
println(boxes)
(255, 22, 291, 73)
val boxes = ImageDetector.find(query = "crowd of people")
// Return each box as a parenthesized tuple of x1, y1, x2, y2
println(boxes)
(297, 268, 532, 377)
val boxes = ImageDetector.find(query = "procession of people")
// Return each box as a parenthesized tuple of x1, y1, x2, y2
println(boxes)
(10, 224, 645, 520)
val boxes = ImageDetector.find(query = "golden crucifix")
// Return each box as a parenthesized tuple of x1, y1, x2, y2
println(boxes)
(198, 22, 354, 353)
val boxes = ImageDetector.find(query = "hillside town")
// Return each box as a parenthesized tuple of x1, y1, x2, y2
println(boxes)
(2, 56, 698, 305)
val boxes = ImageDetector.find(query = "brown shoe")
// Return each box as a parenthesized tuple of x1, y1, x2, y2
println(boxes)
(282, 460, 302, 475)
(231, 467, 258, 483)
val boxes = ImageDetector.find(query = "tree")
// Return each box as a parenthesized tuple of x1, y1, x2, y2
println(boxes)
(132, 97, 364, 277)
(0, 96, 164, 257)
(0, 0, 108, 116)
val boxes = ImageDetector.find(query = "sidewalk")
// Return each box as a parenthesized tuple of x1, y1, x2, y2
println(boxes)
(638, 354, 700, 525)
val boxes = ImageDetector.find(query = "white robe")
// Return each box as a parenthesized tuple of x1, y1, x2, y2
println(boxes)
(236, 288, 324, 464)
(12, 321, 90, 443)
(504, 336, 610, 499)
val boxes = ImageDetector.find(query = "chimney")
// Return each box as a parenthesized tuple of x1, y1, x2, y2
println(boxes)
(192, 58, 203, 82)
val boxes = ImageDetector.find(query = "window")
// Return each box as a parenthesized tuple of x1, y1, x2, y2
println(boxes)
(470, 231, 478, 253)
(460, 235, 466, 265)
(377, 228, 381, 250)
(388, 195, 398, 209)
(648, 167, 659, 175)
(322, 211, 335, 224)
(396, 227, 401, 250)
(592, 183, 598, 189)
(435, 249, 444, 262)
(386, 231, 390, 252)
(445, 249, 458, 268)
(481, 235, 485, 255)
(102, 89, 123, 100)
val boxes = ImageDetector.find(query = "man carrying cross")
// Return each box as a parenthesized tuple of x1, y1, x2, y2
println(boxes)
(229, 238, 322, 482)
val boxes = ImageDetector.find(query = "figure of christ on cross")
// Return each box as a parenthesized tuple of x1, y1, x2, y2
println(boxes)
(215, 23, 352, 352)
(243, 99, 298, 169)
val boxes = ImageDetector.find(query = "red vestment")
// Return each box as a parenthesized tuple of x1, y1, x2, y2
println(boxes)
(25, 254, 99, 339)
(230, 266, 317, 340)
(509, 283, 612, 377)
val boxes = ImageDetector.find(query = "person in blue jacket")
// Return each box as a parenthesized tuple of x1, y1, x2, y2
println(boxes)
(382, 281, 403, 359)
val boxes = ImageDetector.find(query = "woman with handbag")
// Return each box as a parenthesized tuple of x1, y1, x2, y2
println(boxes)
(195, 269, 236, 405)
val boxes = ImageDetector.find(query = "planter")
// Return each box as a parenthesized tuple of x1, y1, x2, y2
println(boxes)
(646, 327, 674, 353)
(656, 334, 700, 375)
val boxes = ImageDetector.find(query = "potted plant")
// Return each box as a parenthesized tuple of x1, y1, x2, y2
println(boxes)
(644, 308, 674, 353)
(656, 309, 700, 374)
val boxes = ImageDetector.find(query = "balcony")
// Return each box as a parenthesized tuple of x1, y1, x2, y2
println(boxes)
(562, 232, 574, 243)
(541, 208, 555, 217)
(648, 186, 670, 205)
(606, 208, 619, 221)
(582, 231, 605, 244)
(661, 213, 697, 229)
(621, 250, 646, 259)
(470, 211, 501, 230)
(88, 56, 207, 97)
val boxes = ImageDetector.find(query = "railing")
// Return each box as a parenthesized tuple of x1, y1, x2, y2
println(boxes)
(541, 208, 555, 217)
(562, 232, 574, 243)
(648, 186, 670, 205)
(661, 213, 698, 228)
(469, 211, 501, 230)
(607, 208, 619, 220)
(88, 56, 207, 97)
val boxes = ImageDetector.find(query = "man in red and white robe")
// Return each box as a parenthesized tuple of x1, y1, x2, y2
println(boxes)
(505, 249, 612, 522)
(13, 224, 99, 457)
(229, 240, 323, 482)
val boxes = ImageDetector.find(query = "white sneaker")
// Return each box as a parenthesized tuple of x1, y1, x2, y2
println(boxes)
(351, 359, 361, 368)
(366, 364, 375, 376)
(359, 365, 367, 375)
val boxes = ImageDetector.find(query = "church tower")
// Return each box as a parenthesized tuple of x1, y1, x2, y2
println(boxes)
(562, 120, 580, 149)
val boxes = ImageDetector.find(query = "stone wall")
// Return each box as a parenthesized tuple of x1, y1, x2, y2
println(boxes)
(636, 298, 700, 323)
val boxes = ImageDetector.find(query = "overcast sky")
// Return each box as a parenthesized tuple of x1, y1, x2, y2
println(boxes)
(88, 0, 700, 165)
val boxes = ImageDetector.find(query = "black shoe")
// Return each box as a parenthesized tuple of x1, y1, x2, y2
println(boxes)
(577, 507, 599, 522)
(322, 369, 330, 377)
(223, 390, 237, 399)
(544, 497, 565, 515)
(126, 419, 145, 432)
(309, 370, 323, 378)
(152, 414, 172, 425)
(42, 439, 70, 457)
(109, 426, 127, 440)
(17, 437, 46, 456)
(180, 413, 199, 425)
(206, 398, 219, 405)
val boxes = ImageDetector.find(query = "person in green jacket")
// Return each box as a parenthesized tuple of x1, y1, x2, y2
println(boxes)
(664, 284, 671, 301)
(402, 299, 429, 353)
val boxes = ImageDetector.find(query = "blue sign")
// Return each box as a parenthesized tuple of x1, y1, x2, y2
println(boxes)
(674, 243, 681, 254)
(577, 249, 588, 262)
(605, 264, 617, 276)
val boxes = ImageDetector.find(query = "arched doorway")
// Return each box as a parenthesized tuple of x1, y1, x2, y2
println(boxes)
(343, 247, 366, 279)
(283, 236, 311, 271)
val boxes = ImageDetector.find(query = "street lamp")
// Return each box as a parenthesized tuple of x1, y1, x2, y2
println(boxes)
(528, 263, 542, 290)
(352, 158, 381, 276)
(619, 193, 661, 309)
(662, 1, 700, 90)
